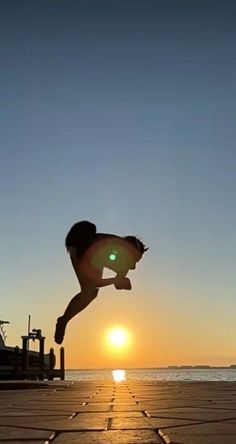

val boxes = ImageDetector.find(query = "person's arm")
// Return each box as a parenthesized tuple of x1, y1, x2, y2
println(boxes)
(94, 275, 131, 289)
(75, 262, 128, 289)
(71, 247, 131, 290)
(94, 276, 117, 288)
(116, 269, 129, 278)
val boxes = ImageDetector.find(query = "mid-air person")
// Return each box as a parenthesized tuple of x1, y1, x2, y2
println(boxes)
(54, 221, 148, 344)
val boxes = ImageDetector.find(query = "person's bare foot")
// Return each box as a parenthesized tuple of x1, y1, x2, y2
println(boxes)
(54, 317, 66, 344)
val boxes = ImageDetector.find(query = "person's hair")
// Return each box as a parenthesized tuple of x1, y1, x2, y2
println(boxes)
(65, 221, 97, 258)
(124, 236, 148, 255)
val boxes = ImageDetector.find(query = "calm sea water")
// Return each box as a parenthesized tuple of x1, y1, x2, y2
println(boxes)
(66, 368, 236, 382)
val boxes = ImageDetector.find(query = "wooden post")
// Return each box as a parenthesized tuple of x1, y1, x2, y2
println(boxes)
(28, 315, 31, 335)
(60, 347, 65, 380)
(49, 348, 54, 381)
(39, 336, 45, 380)
(14, 346, 20, 378)
(22, 337, 28, 372)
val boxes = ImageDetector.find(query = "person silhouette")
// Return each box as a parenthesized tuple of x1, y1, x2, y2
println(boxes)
(54, 221, 148, 344)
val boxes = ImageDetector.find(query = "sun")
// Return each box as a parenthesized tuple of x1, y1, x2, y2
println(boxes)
(106, 326, 129, 349)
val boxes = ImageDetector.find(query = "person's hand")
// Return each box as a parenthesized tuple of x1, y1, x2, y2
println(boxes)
(114, 277, 132, 290)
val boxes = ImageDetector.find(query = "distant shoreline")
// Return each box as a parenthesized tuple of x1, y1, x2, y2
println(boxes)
(66, 366, 236, 371)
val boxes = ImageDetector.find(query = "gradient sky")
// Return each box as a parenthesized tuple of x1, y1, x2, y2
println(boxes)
(1, 0, 236, 368)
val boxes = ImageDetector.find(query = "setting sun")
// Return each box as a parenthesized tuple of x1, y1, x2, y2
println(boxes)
(106, 326, 131, 350)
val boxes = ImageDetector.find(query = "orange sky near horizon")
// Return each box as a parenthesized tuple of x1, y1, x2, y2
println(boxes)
(3, 253, 236, 370)
(53, 273, 236, 369)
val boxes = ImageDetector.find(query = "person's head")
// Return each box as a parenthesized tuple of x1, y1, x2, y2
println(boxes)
(124, 236, 148, 256)
(65, 221, 96, 252)
(115, 236, 148, 271)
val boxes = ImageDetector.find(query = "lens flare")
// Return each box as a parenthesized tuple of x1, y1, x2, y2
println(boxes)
(82, 237, 139, 280)
(109, 253, 117, 261)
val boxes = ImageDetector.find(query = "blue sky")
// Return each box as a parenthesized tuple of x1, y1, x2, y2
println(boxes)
(1, 0, 236, 367)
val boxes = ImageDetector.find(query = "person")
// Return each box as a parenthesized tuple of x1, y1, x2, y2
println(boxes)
(54, 221, 148, 344)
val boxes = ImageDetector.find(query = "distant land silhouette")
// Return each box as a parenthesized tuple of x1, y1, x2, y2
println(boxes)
(66, 365, 236, 371)
(167, 365, 236, 369)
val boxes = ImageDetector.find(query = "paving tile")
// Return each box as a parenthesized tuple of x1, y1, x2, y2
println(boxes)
(0, 416, 108, 431)
(0, 441, 46, 444)
(111, 417, 201, 429)
(0, 408, 75, 416)
(76, 405, 112, 412)
(13, 403, 85, 411)
(143, 401, 207, 409)
(148, 409, 236, 421)
(77, 411, 144, 418)
(61, 402, 113, 408)
(201, 402, 236, 410)
(159, 421, 236, 436)
(160, 436, 236, 444)
(112, 405, 143, 411)
(0, 425, 53, 440)
(54, 430, 163, 443)
(0, 415, 69, 426)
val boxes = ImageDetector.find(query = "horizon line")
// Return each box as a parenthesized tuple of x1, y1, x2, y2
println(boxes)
(66, 365, 236, 371)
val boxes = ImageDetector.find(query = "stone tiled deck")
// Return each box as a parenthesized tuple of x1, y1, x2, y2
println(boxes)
(1, 380, 236, 443)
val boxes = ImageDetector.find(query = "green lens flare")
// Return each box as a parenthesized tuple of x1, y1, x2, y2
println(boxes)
(109, 253, 117, 261)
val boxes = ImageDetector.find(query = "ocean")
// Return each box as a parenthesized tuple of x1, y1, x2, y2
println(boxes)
(65, 368, 236, 382)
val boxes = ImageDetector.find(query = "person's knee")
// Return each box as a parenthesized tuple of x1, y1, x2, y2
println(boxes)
(91, 288, 99, 299)
(81, 288, 98, 301)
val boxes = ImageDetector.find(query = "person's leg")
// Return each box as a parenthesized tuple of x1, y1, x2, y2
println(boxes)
(54, 288, 98, 344)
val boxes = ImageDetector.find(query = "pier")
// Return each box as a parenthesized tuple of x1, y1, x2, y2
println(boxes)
(17, 328, 64, 381)
(1, 380, 236, 443)
(0, 324, 65, 381)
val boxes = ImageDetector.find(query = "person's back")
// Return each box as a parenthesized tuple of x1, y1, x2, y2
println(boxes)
(65, 220, 97, 258)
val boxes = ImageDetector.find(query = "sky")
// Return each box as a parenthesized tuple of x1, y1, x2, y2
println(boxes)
(0, 0, 236, 369)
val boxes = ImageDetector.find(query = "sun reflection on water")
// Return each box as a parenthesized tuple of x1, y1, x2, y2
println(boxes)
(112, 369, 126, 382)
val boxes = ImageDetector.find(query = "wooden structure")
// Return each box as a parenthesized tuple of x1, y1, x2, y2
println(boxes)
(13, 329, 65, 381)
